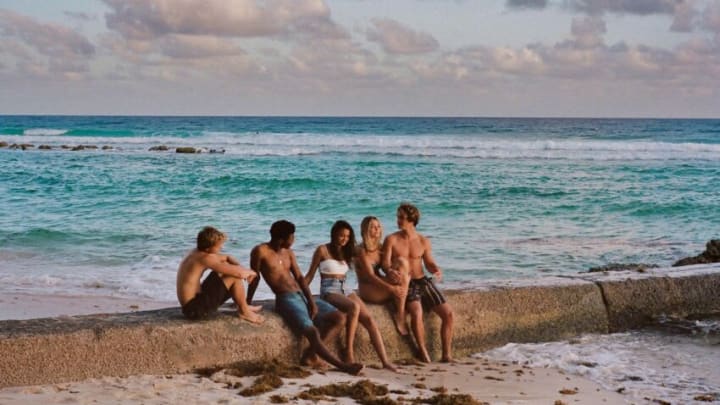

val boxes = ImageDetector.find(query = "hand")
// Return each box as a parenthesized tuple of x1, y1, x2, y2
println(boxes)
(387, 268, 401, 285)
(433, 269, 443, 283)
(240, 269, 257, 281)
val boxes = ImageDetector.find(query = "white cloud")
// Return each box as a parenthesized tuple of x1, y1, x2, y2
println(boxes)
(367, 18, 439, 54)
(102, 0, 333, 40)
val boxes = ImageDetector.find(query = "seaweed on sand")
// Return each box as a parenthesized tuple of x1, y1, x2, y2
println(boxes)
(297, 379, 389, 402)
(238, 373, 283, 396)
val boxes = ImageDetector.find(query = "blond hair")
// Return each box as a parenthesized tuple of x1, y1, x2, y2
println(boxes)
(360, 216, 383, 252)
(196, 226, 226, 251)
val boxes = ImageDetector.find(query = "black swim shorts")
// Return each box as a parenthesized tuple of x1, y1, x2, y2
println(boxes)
(406, 276, 446, 311)
(181, 271, 231, 320)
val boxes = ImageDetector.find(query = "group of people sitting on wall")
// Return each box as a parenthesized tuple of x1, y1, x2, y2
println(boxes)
(176, 203, 454, 375)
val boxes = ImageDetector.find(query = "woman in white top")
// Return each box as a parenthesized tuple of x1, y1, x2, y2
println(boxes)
(305, 220, 396, 371)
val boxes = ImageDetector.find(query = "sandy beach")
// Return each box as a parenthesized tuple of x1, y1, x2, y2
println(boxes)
(0, 355, 626, 404)
(0, 293, 175, 321)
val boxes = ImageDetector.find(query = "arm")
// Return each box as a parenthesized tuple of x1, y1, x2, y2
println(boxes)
(303, 246, 323, 287)
(381, 237, 402, 284)
(226, 254, 240, 265)
(246, 247, 262, 303)
(422, 237, 443, 282)
(204, 254, 256, 280)
(290, 251, 319, 318)
(381, 236, 394, 272)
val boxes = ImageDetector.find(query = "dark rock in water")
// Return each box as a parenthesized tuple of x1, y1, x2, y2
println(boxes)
(149, 145, 169, 151)
(673, 240, 720, 266)
(84, 145, 98, 149)
(176, 147, 198, 154)
(209, 148, 225, 154)
(10, 143, 34, 150)
(102, 145, 113, 150)
(71, 145, 85, 151)
(587, 263, 658, 273)
(0, 141, 8, 148)
(38, 145, 52, 150)
(61, 145, 72, 149)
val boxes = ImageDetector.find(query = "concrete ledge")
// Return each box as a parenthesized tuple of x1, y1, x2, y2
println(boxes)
(1, 264, 719, 388)
(573, 263, 720, 331)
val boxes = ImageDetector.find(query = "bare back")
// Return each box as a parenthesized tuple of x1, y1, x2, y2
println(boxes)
(250, 243, 301, 295)
(176, 249, 211, 306)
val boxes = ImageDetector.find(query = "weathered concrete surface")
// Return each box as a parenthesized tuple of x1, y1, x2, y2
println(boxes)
(574, 263, 720, 331)
(1, 264, 718, 388)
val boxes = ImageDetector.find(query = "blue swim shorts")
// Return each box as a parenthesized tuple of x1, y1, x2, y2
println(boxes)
(275, 291, 338, 334)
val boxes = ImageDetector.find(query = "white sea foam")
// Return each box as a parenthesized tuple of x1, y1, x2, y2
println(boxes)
(480, 331, 720, 404)
(23, 128, 68, 136)
(4, 130, 719, 161)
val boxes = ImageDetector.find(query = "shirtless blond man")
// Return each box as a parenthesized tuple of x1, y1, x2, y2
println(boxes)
(249, 220, 363, 375)
(177, 226, 263, 324)
(382, 203, 454, 363)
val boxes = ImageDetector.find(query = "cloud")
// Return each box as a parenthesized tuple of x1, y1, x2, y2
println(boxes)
(569, 15, 607, 48)
(0, 9, 95, 78)
(367, 18, 439, 54)
(0, 9, 95, 58)
(102, 0, 333, 40)
(702, 2, 720, 32)
(506, 0, 549, 9)
(63, 11, 96, 22)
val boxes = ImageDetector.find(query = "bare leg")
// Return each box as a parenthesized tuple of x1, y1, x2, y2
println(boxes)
(301, 326, 363, 375)
(391, 260, 411, 336)
(245, 275, 260, 306)
(350, 294, 398, 372)
(324, 293, 360, 363)
(407, 300, 430, 363)
(223, 276, 264, 324)
(301, 311, 363, 375)
(432, 303, 454, 362)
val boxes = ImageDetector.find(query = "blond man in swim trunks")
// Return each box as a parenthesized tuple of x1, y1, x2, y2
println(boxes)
(382, 203, 454, 363)
(176, 226, 264, 324)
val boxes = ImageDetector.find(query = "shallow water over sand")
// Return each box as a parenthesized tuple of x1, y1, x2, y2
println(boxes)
(481, 317, 720, 404)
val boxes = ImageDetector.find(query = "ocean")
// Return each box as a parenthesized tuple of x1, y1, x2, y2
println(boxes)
(1, 116, 719, 301)
(2, 116, 719, 401)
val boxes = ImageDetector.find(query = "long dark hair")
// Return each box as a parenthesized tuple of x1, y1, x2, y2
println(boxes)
(328, 220, 356, 263)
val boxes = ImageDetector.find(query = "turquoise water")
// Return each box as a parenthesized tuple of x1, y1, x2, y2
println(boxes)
(1, 116, 719, 302)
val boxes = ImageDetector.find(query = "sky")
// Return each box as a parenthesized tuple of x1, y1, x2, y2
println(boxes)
(0, 0, 718, 117)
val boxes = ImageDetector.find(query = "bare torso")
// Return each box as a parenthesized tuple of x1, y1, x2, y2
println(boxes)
(386, 231, 428, 279)
(251, 243, 300, 295)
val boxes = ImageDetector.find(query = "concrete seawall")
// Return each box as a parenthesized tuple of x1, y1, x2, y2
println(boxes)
(1, 264, 719, 388)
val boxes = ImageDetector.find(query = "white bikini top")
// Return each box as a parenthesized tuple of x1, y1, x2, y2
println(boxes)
(319, 259, 350, 276)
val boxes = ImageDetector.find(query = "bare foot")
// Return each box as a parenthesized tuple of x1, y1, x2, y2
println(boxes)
(249, 305, 263, 313)
(301, 349, 327, 370)
(342, 347, 356, 364)
(238, 312, 264, 325)
(440, 357, 454, 363)
(383, 362, 400, 373)
(343, 363, 364, 376)
(418, 348, 431, 363)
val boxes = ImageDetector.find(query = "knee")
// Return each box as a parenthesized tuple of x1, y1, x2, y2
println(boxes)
(347, 302, 360, 319)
